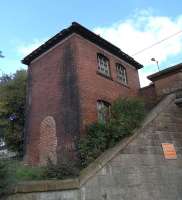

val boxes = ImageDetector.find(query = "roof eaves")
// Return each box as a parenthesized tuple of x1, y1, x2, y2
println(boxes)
(22, 27, 73, 65)
(22, 22, 143, 69)
(148, 63, 182, 81)
(71, 22, 143, 69)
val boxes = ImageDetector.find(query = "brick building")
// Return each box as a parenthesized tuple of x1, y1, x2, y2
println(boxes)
(140, 63, 182, 105)
(22, 22, 143, 165)
(148, 63, 182, 97)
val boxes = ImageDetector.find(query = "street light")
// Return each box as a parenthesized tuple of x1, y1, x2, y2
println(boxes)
(151, 58, 160, 71)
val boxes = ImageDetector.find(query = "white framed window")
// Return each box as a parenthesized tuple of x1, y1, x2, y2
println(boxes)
(116, 63, 128, 85)
(97, 100, 111, 123)
(97, 54, 110, 77)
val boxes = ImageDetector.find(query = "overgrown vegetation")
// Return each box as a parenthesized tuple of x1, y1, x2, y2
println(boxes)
(78, 97, 145, 167)
(0, 89, 145, 196)
(0, 157, 80, 194)
(0, 159, 16, 197)
(0, 70, 27, 156)
(0, 159, 9, 197)
(43, 158, 80, 180)
(0, 159, 46, 197)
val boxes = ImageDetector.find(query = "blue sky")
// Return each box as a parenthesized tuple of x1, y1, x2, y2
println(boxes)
(0, 0, 182, 86)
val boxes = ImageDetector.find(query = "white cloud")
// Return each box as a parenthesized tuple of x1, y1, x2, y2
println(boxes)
(16, 11, 182, 87)
(94, 10, 182, 86)
(138, 70, 152, 87)
(17, 38, 47, 57)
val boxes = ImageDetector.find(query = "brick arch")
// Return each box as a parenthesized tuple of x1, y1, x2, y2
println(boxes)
(39, 116, 57, 165)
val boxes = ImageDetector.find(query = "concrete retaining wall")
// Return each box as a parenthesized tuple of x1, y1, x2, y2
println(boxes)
(7, 190, 80, 200)
(79, 93, 182, 200)
(6, 93, 182, 200)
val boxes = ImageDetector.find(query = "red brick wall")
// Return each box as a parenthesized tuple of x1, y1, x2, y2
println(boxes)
(153, 71, 182, 97)
(74, 34, 141, 131)
(25, 35, 80, 165)
(139, 84, 157, 110)
(24, 34, 141, 165)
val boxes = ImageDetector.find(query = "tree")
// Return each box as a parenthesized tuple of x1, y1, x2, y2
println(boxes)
(0, 70, 27, 156)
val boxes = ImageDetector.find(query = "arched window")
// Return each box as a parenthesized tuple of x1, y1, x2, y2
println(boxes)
(97, 100, 111, 123)
(116, 63, 128, 85)
(97, 54, 110, 77)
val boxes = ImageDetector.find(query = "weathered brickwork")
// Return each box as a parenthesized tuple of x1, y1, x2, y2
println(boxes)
(139, 84, 157, 110)
(24, 33, 141, 165)
(154, 71, 182, 96)
(147, 64, 182, 97)
(39, 116, 57, 165)
(140, 84, 156, 100)
(74, 35, 140, 131)
(24, 36, 81, 165)
(140, 64, 182, 111)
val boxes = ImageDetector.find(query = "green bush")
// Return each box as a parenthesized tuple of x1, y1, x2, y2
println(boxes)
(108, 97, 145, 147)
(78, 97, 145, 167)
(0, 159, 16, 197)
(0, 160, 9, 196)
(78, 123, 109, 167)
(43, 158, 80, 180)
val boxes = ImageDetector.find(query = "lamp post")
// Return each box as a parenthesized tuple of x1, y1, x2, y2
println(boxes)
(151, 58, 160, 71)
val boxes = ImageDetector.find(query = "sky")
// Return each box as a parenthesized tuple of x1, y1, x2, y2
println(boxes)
(0, 0, 182, 86)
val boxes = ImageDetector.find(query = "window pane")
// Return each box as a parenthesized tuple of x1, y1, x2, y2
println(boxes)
(97, 100, 110, 123)
(116, 64, 127, 84)
(97, 54, 110, 76)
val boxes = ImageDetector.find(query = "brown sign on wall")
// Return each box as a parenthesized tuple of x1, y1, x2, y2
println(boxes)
(162, 143, 177, 159)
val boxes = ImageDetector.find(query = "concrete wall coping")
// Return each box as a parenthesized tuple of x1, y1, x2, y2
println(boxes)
(12, 93, 176, 194)
(13, 178, 80, 193)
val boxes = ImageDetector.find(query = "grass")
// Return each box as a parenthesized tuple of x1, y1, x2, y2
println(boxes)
(1, 160, 46, 182)
(14, 162, 45, 181)
(0, 159, 46, 197)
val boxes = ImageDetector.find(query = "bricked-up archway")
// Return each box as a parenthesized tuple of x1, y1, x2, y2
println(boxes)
(39, 116, 57, 165)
